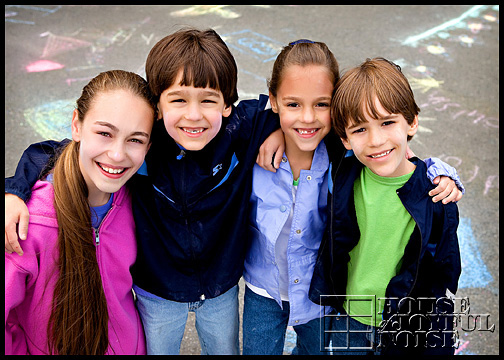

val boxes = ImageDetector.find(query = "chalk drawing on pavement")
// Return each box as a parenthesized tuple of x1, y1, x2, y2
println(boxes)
(170, 5, 270, 19)
(40, 31, 93, 59)
(457, 217, 493, 289)
(222, 30, 283, 63)
(24, 100, 74, 140)
(402, 5, 489, 47)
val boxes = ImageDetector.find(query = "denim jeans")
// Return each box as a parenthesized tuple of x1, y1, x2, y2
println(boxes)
(242, 286, 330, 355)
(135, 285, 239, 355)
(328, 312, 381, 355)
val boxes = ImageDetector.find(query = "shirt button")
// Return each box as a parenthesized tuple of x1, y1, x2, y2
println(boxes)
(296, 229, 301, 234)
(295, 320, 299, 323)
(200, 294, 205, 301)
(282, 157, 287, 163)
(294, 279, 299, 284)
(280, 205, 287, 212)
(307, 175, 312, 180)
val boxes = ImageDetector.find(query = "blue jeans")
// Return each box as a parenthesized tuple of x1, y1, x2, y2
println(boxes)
(136, 285, 239, 355)
(242, 286, 330, 355)
(328, 312, 381, 355)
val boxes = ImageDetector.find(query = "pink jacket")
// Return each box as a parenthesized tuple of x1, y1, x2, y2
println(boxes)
(5, 180, 146, 355)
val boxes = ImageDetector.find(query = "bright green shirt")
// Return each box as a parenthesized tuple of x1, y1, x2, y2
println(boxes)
(343, 166, 416, 327)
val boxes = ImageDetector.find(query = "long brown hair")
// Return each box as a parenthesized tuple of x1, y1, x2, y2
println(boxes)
(47, 70, 155, 355)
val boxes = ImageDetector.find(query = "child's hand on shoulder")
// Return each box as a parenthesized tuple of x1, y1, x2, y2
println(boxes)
(429, 176, 463, 204)
(256, 129, 285, 172)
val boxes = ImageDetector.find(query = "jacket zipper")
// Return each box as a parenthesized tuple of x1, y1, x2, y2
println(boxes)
(178, 152, 204, 300)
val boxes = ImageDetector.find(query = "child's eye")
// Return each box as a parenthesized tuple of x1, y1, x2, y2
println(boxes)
(352, 128, 365, 134)
(98, 132, 111, 137)
(317, 102, 330, 108)
(171, 98, 185, 103)
(129, 138, 144, 144)
(287, 103, 299, 108)
(202, 99, 216, 104)
(382, 120, 395, 126)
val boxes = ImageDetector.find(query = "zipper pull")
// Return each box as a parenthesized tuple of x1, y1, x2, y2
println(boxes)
(94, 228, 99, 245)
(176, 149, 186, 160)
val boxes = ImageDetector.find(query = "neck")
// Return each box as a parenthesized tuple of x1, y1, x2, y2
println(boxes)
(87, 190, 111, 207)
(285, 145, 315, 180)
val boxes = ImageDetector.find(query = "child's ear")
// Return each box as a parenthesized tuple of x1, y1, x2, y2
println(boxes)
(71, 109, 81, 142)
(156, 102, 163, 120)
(408, 115, 419, 137)
(340, 137, 352, 150)
(223, 104, 232, 118)
(269, 92, 278, 113)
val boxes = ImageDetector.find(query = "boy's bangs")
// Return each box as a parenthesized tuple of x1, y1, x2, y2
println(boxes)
(179, 57, 220, 92)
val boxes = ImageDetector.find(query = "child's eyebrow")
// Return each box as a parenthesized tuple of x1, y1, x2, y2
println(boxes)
(94, 121, 149, 138)
(165, 90, 221, 98)
(95, 121, 119, 132)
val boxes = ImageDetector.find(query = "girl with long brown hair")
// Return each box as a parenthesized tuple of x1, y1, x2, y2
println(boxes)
(5, 70, 155, 355)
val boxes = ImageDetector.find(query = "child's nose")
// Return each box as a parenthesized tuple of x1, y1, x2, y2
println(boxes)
(108, 141, 126, 162)
(369, 129, 386, 146)
(186, 103, 203, 121)
(302, 107, 316, 123)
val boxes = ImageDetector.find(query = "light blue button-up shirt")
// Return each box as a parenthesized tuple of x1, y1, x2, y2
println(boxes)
(244, 141, 332, 326)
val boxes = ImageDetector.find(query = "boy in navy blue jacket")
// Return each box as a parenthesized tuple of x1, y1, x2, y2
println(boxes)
(309, 58, 461, 355)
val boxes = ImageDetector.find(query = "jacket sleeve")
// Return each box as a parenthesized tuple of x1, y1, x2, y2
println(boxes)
(232, 96, 280, 161)
(423, 157, 465, 194)
(5, 139, 70, 202)
(424, 202, 461, 355)
(5, 256, 30, 355)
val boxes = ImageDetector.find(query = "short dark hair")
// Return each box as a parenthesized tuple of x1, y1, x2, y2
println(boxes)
(332, 57, 420, 141)
(145, 27, 238, 107)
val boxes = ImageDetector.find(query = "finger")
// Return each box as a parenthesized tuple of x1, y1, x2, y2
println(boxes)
(18, 213, 30, 241)
(429, 176, 448, 197)
(5, 231, 13, 254)
(442, 188, 462, 204)
(430, 177, 451, 200)
(432, 182, 455, 203)
(5, 225, 23, 256)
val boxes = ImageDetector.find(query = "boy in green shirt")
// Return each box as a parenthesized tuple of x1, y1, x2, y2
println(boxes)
(310, 57, 461, 355)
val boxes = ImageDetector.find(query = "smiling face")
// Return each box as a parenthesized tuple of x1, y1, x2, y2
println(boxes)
(72, 89, 154, 206)
(270, 64, 333, 159)
(156, 69, 232, 151)
(341, 97, 418, 178)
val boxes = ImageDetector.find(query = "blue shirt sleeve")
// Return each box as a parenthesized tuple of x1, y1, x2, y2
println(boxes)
(5, 139, 70, 202)
(423, 157, 465, 194)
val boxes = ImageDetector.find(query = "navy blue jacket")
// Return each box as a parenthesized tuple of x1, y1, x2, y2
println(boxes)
(308, 155, 461, 355)
(5, 95, 279, 303)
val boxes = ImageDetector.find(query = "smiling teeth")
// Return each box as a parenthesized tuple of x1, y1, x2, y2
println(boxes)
(183, 128, 204, 134)
(297, 129, 317, 135)
(370, 150, 391, 158)
(100, 164, 126, 174)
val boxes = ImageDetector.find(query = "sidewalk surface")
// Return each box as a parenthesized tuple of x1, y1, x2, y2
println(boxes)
(5, 5, 499, 355)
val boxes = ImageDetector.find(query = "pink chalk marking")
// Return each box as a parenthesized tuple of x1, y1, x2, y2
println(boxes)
(26, 59, 65, 73)
(454, 339, 469, 355)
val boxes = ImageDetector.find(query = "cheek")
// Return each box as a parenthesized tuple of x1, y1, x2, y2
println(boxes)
(163, 116, 180, 138)
(207, 113, 223, 133)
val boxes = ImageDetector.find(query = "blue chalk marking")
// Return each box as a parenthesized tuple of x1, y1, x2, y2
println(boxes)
(402, 5, 488, 47)
(457, 217, 493, 289)
(222, 29, 283, 62)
